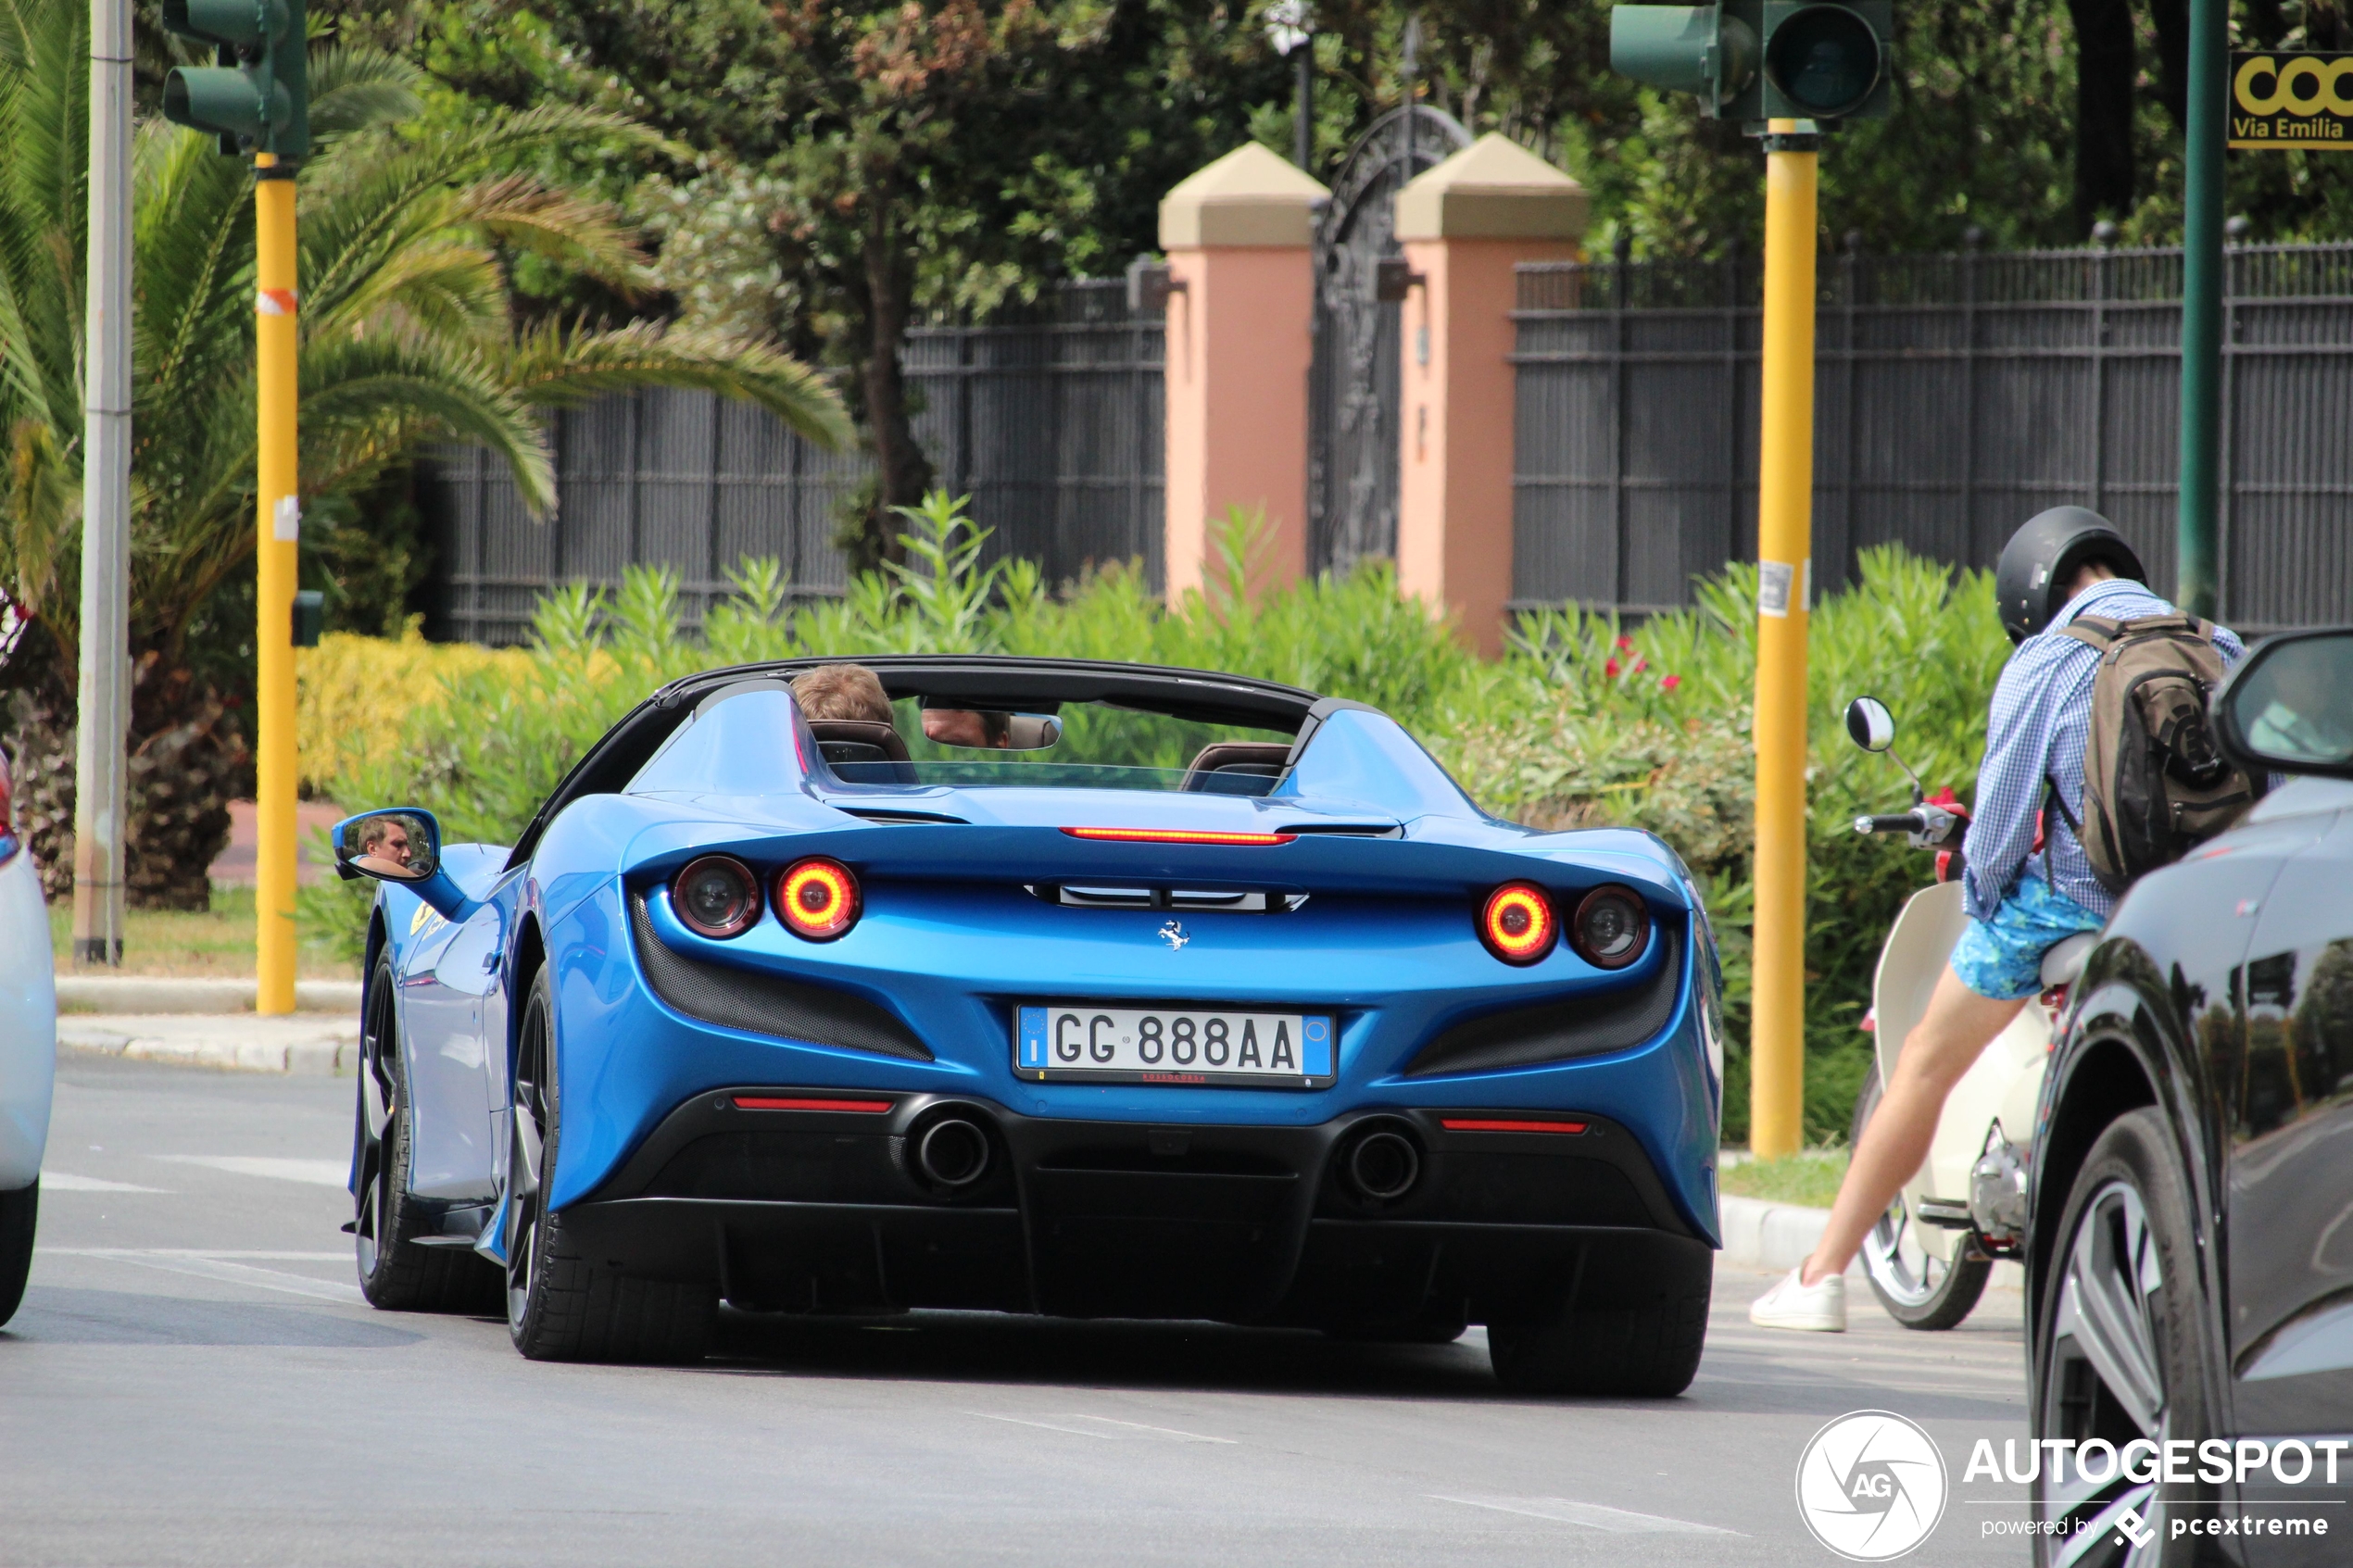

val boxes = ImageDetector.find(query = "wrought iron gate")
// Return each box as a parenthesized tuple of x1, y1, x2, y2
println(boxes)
(1307, 106, 1470, 577)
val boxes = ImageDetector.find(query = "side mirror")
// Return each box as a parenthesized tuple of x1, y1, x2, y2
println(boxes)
(2214, 629, 2353, 779)
(333, 808, 441, 884)
(1845, 696, 1896, 754)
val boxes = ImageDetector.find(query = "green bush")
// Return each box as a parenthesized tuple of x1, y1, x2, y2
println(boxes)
(303, 496, 2010, 1141)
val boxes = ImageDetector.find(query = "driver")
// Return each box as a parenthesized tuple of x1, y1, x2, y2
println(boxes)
(791, 663, 894, 726)
(1750, 508, 2249, 1333)
(351, 816, 417, 877)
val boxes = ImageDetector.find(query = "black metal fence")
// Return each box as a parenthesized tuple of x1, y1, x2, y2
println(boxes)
(1511, 241, 2353, 632)
(423, 281, 1163, 645)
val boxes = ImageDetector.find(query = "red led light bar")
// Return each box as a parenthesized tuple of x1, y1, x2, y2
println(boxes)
(1061, 827, 1297, 847)
(732, 1096, 894, 1113)
(1440, 1118, 1590, 1135)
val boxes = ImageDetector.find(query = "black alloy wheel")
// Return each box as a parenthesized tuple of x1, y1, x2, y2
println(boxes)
(2031, 1109, 2216, 1567)
(0, 1178, 37, 1327)
(504, 967, 715, 1363)
(353, 953, 500, 1312)
(1850, 1065, 1992, 1330)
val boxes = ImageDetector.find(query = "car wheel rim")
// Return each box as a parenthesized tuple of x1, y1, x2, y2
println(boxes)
(505, 1016, 547, 1328)
(1861, 1191, 1951, 1308)
(352, 979, 396, 1280)
(2037, 1178, 2167, 1565)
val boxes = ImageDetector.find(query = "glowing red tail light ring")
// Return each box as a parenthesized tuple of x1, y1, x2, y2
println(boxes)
(778, 857, 861, 941)
(1478, 882, 1557, 965)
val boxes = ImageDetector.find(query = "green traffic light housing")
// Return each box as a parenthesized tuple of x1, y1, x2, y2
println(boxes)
(160, 0, 308, 160)
(1610, 3, 1892, 127)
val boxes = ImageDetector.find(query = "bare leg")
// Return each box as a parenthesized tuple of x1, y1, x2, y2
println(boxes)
(1798, 966, 2027, 1287)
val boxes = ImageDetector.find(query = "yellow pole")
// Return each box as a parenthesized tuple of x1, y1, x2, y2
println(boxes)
(1748, 123, 1817, 1159)
(254, 156, 299, 1015)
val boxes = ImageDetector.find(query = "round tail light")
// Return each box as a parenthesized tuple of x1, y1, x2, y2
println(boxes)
(778, 858, 861, 941)
(1479, 882, 1557, 965)
(1571, 884, 1651, 970)
(674, 856, 761, 938)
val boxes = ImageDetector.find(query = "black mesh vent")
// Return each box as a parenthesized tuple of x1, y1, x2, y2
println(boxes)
(627, 893, 932, 1060)
(1403, 928, 1682, 1078)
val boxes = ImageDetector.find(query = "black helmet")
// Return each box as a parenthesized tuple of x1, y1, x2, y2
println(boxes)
(1994, 507, 2145, 644)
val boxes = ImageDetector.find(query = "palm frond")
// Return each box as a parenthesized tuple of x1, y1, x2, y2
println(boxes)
(452, 173, 650, 295)
(304, 44, 424, 139)
(506, 320, 854, 450)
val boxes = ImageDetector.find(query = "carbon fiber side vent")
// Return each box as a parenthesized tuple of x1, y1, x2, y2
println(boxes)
(626, 893, 933, 1061)
(1403, 927, 1682, 1078)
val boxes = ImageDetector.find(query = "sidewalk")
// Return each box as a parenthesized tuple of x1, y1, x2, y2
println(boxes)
(60, 1012, 359, 1076)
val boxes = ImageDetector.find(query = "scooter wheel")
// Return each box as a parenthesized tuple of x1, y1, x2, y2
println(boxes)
(1849, 1065, 1993, 1331)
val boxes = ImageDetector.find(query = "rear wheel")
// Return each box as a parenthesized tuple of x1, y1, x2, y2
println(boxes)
(1487, 1242, 1710, 1397)
(1851, 1065, 1991, 1331)
(0, 1179, 36, 1327)
(2030, 1109, 2216, 1566)
(505, 967, 715, 1363)
(352, 955, 501, 1312)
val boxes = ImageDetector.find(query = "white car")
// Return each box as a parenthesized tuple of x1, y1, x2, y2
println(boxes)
(0, 742, 56, 1326)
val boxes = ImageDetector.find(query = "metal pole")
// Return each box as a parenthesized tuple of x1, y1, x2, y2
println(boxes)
(70, 0, 132, 967)
(1749, 121, 1819, 1160)
(2176, 0, 2225, 618)
(253, 156, 300, 1014)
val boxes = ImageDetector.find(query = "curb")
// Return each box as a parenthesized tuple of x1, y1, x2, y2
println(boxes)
(1718, 1194, 1861, 1276)
(56, 977, 361, 1015)
(60, 1015, 358, 1077)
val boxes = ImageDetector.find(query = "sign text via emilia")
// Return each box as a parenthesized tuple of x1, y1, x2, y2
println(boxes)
(2231, 52, 2353, 148)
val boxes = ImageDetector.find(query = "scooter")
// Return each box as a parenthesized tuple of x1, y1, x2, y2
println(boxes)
(1841, 696, 2096, 1331)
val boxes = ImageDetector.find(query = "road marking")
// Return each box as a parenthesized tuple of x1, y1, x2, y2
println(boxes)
(50, 1249, 364, 1304)
(1432, 1494, 1739, 1536)
(969, 1412, 1235, 1444)
(150, 1156, 348, 1186)
(40, 1171, 170, 1193)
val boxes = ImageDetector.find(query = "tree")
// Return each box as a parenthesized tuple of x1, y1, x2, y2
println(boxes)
(0, 0, 850, 906)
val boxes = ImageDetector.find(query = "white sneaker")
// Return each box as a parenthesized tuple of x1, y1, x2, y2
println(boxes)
(1749, 1265, 1846, 1332)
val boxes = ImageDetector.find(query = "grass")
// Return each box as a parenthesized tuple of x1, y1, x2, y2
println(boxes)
(49, 885, 360, 981)
(1719, 1149, 1850, 1210)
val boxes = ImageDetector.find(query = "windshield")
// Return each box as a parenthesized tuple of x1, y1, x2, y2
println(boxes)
(823, 697, 1296, 795)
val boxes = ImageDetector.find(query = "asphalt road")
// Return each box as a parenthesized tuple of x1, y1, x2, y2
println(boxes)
(5, 1054, 2037, 1567)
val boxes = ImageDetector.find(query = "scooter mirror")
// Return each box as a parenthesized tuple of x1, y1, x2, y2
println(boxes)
(1846, 696, 1895, 753)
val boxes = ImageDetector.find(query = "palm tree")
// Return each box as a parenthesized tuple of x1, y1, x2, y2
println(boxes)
(0, 0, 851, 905)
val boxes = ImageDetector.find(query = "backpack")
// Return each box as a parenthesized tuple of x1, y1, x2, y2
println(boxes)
(2050, 613, 2258, 892)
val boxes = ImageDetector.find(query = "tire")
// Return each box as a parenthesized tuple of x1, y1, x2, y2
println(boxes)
(0, 1180, 36, 1328)
(353, 955, 503, 1313)
(1487, 1241, 1711, 1397)
(1850, 1064, 1992, 1331)
(505, 967, 714, 1363)
(2031, 1109, 2217, 1567)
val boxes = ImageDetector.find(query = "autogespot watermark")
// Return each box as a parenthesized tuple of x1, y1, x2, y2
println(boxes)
(1795, 1411, 1949, 1562)
(1796, 1416, 2346, 1559)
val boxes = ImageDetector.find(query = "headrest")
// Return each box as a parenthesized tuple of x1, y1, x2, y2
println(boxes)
(1180, 741, 1291, 792)
(809, 719, 912, 767)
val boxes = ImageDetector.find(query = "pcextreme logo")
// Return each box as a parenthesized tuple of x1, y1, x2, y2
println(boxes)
(1794, 1411, 1950, 1562)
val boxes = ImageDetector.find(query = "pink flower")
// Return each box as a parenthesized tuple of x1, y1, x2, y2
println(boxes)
(1615, 634, 1635, 651)
(1604, 658, 1621, 678)
(1660, 673, 1681, 692)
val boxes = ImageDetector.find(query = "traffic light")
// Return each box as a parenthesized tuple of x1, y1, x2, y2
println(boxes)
(160, 0, 308, 161)
(1609, 4, 1893, 127)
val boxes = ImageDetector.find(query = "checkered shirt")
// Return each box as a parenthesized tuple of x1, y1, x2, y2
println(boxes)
(1960, 576, 2246, 922)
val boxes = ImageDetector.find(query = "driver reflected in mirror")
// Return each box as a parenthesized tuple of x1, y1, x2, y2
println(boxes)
(923, 708, 1012, 749)
(2242, 637, 2353, 767)
(351, 814, 429, 879)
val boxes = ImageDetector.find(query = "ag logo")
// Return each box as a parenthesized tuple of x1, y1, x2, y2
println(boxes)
(1794, 1410, 1948, 1561)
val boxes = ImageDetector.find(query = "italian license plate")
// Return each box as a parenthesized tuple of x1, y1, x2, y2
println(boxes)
(1014, 1005, 1335, 1086)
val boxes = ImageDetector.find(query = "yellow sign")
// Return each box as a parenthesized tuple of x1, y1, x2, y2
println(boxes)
(2231, 52, 2353, 148)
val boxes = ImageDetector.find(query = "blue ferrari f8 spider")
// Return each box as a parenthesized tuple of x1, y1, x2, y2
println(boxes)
(334, 656, 1726, 1394)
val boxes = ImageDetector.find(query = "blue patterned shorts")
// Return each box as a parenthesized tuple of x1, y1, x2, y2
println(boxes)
(1948, 876, 2106, 1001)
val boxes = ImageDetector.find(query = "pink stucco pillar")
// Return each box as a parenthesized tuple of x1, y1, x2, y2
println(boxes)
(1158, 144, 1328, 601)
(1393, 135, 1589, 655)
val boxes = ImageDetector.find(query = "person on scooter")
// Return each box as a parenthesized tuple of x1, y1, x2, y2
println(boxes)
(1749, 507, 2249, 1332)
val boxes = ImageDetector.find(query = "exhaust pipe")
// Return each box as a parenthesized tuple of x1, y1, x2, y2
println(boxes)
(1345, 1127, 1421, 1202)
(914, 1116, 991, 1189)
